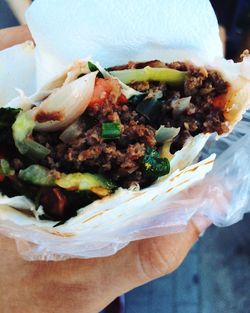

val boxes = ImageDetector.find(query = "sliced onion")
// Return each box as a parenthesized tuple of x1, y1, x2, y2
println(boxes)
(155, 126, 180, 143)
(59, 119, 82, 143)
(171, 96, 191, 113)
(32, 71, 97, 132)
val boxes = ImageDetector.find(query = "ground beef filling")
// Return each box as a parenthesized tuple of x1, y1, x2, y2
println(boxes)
(127, 62, 229, 153)
(34, 94, 156, 188)
(33, 60, 229, 187)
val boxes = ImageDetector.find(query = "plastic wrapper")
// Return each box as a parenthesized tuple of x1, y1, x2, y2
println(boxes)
(0, 0, 250, 260)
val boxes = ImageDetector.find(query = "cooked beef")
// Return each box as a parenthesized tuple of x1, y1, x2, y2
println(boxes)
(34, 60, 229, 188)
(166, 61, 189, 71)
(128, 62, 229, 152)
(170, 130, 191, 154)
(107, 59, 166, 71)
(34, 85, 156, 187)
(184, 66, 228, 96)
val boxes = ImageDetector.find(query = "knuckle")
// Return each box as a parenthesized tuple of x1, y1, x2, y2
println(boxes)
(137, 238, 180, 282)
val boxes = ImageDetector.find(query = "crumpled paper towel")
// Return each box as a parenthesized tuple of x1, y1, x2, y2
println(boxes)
(25, 0, 223, 87)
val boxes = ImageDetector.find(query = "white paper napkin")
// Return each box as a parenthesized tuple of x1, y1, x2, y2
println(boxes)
(26, 0, 223, 86)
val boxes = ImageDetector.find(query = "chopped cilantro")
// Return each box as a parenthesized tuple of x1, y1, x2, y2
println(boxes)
(142, 147, 170, 180)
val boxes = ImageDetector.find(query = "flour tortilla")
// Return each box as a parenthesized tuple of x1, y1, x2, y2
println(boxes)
(0, 52, 249, 239)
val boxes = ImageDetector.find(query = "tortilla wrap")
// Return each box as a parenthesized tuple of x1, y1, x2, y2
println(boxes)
(0, 0, 250, 259)
(0, 52, 249, 230)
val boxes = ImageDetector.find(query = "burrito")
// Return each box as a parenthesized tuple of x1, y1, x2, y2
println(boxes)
(0, 54, 249, 223)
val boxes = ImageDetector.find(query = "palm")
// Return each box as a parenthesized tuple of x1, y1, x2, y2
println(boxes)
(0, 221, 200, 313)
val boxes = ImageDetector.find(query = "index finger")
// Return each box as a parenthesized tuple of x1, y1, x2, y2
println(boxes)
(0, 25, 32, 51)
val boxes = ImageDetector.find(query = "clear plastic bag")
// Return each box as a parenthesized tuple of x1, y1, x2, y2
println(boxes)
(199, 111, 250, 226)
(0, 113, 249, 260)
(1, 0, 250, 260)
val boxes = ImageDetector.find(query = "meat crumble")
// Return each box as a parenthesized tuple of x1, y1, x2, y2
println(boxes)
(33, 60, 229, 187)
(127, 61, 229, 153)
(33, 81, 157, 188)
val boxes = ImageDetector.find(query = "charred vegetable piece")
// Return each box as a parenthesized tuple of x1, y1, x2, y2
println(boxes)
(56, 173, 115, 196)
(128, 93, 147, 106)
(142, 147, 170, 180)
(12, 112, 50, 160)
(18, 165, 56, 186)
(0, 175, 39, 200)
(110, 67, 187, 86)
(101, 122, 121, 139)
(39, 188, 100, 222)
(40, 187, 68, 220)
(135, 95, 163, 121)
(0, 108, 21, 143)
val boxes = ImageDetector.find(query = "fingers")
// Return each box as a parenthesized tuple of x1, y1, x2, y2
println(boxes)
(106, 219, 209, 296)
(0, 25, 32, 51)
(136, 221, 201, 281)
(0, 219, 209, 313)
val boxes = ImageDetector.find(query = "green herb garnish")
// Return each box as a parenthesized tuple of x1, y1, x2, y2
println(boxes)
(101, 122, 121, 140)
(142, 147, 170, 180)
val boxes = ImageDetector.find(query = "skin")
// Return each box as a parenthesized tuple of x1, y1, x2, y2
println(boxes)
(0, 26, 210, 313)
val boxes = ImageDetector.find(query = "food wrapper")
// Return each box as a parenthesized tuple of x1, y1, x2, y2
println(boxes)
(0, 0, 249, 260)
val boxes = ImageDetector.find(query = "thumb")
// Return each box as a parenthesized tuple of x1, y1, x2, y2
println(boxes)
(0, 25, 32, 51)
(105, 218, 211, 296)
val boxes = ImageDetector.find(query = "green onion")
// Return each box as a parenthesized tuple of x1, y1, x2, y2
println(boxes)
(102, 122, 121, 139)
(0, 159, 14, 176)
(110, 67, 187, 86)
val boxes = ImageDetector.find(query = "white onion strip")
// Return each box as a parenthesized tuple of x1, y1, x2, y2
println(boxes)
(32, 71, 97, 132)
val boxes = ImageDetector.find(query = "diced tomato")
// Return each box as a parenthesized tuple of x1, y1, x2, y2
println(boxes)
(89, 77, 122, 107)
(118, 93, 128, 104)
(212, 94, 227, 109)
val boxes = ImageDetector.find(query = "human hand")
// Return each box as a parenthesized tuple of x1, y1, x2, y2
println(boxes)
(0, 25, 31, 50)
(0, 26, 210, 313)
(1, 221, 207, 313)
